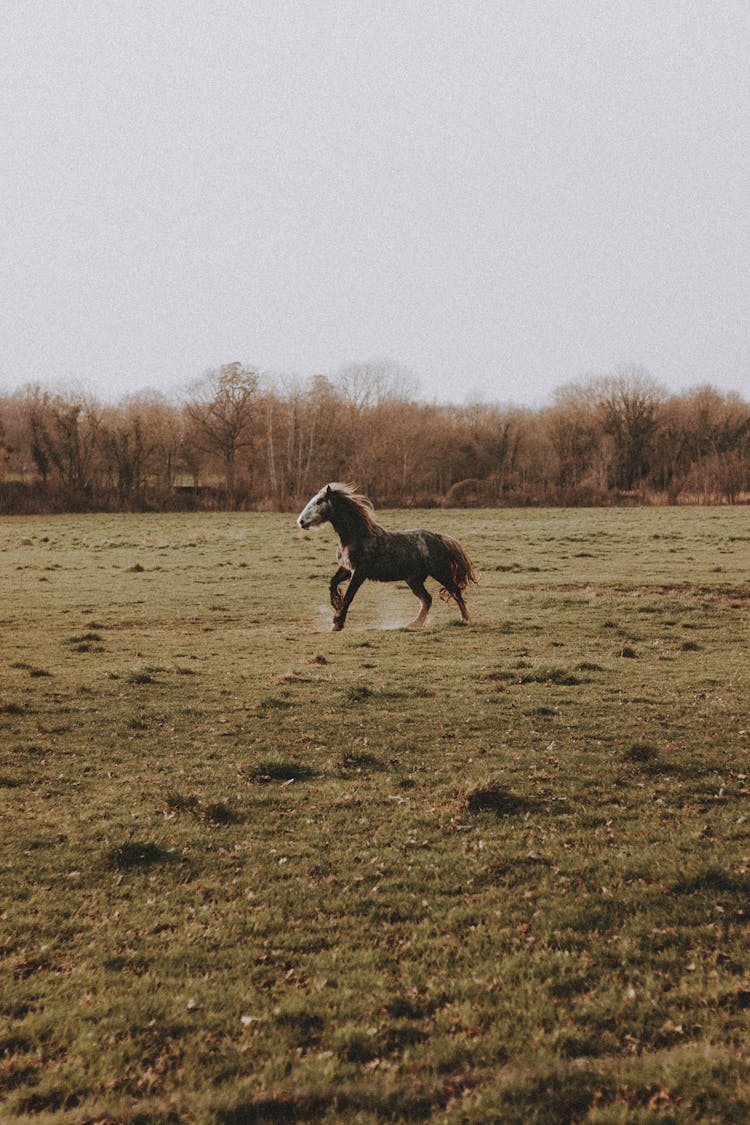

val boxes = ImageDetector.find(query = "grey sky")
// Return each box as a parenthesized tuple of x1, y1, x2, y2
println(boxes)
(2, 0, 750, 406)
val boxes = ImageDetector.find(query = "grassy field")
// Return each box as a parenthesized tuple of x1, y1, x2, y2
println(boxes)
(1, 506, 748, 1123)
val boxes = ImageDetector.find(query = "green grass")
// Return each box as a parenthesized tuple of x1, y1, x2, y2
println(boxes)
(1, 507, 748, 1122)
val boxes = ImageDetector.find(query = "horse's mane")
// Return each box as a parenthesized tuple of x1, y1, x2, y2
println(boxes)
(327, 483, 381, 536)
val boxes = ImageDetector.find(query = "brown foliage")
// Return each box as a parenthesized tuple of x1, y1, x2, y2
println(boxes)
(0, 366, 747, 512)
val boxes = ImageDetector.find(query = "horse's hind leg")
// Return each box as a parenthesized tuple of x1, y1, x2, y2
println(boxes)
(438, 576, 471, 623)
(449, 582, 470, 622)
(406, 579, 432, 628)
(329, 566, 351, 612)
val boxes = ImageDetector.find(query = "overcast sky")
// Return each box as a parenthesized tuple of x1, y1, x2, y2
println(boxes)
(2, 0, 750, 406)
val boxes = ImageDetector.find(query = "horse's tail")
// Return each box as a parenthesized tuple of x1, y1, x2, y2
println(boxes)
(438, 535, 478, 602)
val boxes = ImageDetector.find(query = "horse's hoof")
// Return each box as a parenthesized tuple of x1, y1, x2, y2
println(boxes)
(331, 621, 343, 632)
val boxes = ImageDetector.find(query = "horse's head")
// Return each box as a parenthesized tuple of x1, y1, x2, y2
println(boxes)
(297, 484, 335, 530)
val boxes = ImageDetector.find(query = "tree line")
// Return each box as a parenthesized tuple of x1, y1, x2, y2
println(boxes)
(1, 362, 748, 513)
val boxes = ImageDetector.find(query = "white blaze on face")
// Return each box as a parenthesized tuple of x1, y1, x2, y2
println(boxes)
(296, 487, 330, 530)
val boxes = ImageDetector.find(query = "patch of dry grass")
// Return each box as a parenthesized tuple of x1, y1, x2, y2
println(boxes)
(0, 508, 748, 1121)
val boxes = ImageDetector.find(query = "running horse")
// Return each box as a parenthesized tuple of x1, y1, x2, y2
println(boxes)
(297, 483, 477, 631)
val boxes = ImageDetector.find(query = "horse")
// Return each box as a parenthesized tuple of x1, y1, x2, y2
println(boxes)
(297, 483, 477, 631)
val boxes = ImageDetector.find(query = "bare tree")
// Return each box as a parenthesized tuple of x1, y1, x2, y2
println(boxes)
(185, 362, 259, 504)
(127, 392, 185, 501)
(594, 368, 665, 491)
(100, 407, 152, 506)
(26, 387, 102, 505)
(546, 383, 603, 491)
(336, 360, 417, 412)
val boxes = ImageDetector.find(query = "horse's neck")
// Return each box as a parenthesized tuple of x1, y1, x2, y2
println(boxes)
(330, 507, 379, 548)
(330, 513, 360, 548)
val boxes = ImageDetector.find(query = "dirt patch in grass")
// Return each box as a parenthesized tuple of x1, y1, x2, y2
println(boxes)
(671, 865, 749, 897)
(0, 701, 25, 715)
(339, 752, 386, 773)
(251, 760, 317, 783)
(515, 666, 583, 685)
(466, 782, 539, 816)
(105, 841, 175, 870)
(623, 741, 660, 764)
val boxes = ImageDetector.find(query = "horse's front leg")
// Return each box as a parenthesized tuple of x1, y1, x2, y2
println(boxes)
(332, 570, 366, 631)
(329, 566, 351, 613)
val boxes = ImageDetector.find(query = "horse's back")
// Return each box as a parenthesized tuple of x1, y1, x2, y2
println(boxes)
(355, 527, 428, 581)
(359, 527, 462, 582)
